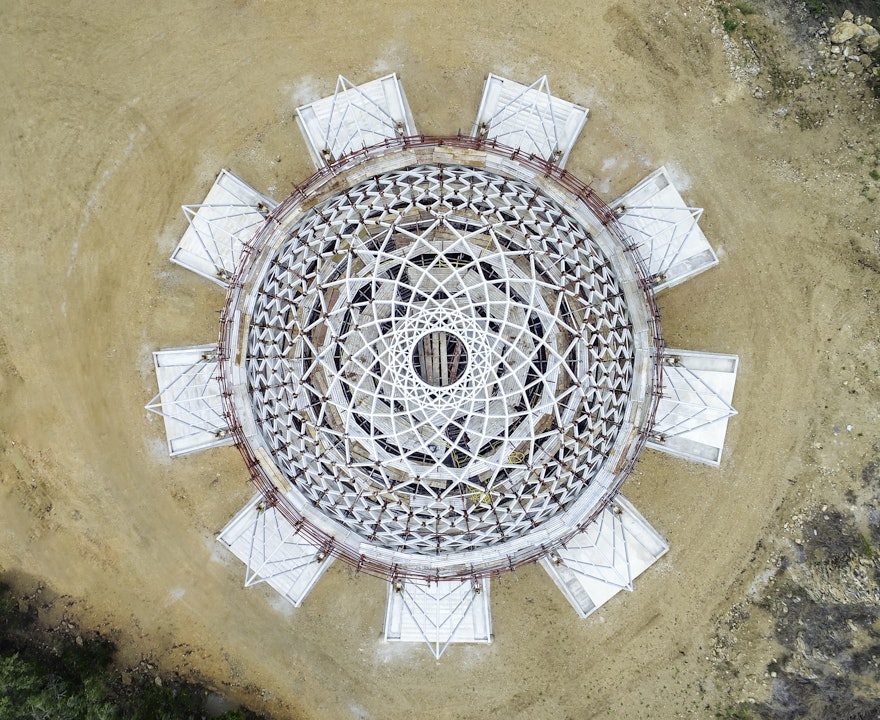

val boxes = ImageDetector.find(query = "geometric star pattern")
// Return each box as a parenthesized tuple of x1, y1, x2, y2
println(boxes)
(247, 164, 635, 554)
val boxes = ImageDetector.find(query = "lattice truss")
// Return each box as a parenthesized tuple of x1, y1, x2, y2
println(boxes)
(648, 350, 739, 466)
(171, 169, 276, 286)
(217, 494, 333, 607)
(146, 346, 231, 456)
(296, 73, 417, 167)
(473, 74, 588, 167)
(539, 494, 668, 618)
(246, 164, 636, 555)
(384, 579, 492, 659)
(611, 167, 718, 292)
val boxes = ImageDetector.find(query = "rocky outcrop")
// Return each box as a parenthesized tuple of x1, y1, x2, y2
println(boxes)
(814, 11, 879, 82)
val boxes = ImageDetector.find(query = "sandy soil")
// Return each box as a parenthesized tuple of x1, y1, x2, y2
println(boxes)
(1, 0, 878, 718)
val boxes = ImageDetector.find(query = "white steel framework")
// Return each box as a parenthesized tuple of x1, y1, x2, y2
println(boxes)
(384, 578, 492, 659)
(539, 494, 668, 618)
(146, 346, 231, 456)
(610, 167, 718, 292)
(217, 493, 334, 607)
(296, 74, 417, 167)
(647, 349, 739, 466)
(473, 74, 588, 167)
(242, 163, 638, 558)
(171, 169, 276, 286)
(149, 72, 740, 657)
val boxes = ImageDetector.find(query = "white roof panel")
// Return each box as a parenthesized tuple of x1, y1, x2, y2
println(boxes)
(146, 345, 232, 456)
(540, 495, 668, 618)
(384, 578, 492, 659)
(218, 493, 333, 608)
(647, 349, 739, 466)
(473, 74, 588, 167)
(296, 74, 417, 168)
(611, 167, 718, 292)
(171, 169, 276, 287)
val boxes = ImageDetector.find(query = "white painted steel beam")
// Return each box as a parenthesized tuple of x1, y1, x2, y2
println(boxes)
(472, 74, 588, 167)
(217, 494, 333, 608)
(540, 495, 668, 619)
(384, 578, 492, 659)
(171, 169, 276, 287)
(146, 345, 232, 456)
(647, 349, 739, 466)
(296, 74, 417, 168)
(610, 167, 718, 292)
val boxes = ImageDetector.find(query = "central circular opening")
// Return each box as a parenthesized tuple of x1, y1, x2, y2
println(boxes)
(412, 331, 469, 387)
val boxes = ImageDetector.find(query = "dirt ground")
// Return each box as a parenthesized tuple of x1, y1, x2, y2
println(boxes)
(1, 0, 878, 718)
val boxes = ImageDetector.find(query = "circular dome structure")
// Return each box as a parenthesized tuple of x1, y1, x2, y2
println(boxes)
(218, 138, 662, 580)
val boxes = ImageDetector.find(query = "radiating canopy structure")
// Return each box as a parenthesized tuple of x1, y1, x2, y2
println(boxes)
(149, 72, 739, 658)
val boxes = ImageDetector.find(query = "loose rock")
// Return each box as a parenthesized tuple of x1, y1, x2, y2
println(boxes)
(860, 32, 880, 53)
(831, 21, 861, 44)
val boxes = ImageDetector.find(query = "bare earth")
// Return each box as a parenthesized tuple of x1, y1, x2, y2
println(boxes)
(1, 1, 878, 718)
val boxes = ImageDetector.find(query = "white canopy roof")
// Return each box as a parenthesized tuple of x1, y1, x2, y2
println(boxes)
(473, 74, 588, 167)
(611, 167, 718, 292)
(217, 493, 333, 608)
(540, 495, 668, 618)
(648, 349, 739, 466)
(171, 169, 276, 286)
(146, 345, 232, 456)
(384, 578, 492, 659)
(296, 74, 417, 167)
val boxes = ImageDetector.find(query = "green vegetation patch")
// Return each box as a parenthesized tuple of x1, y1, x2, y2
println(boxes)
(0, 581, 268, 720)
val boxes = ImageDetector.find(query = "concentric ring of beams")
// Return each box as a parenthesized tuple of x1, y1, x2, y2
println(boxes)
(245, 164, 635, 555)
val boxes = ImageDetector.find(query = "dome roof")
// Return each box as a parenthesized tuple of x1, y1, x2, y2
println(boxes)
(220, 141, 660, 579)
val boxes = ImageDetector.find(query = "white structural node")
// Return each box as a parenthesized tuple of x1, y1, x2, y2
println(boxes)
(146, 345, 231, 456)
(171, 169, 276, 286)
(296, 73, 417, 167)
(150, 72, 740, 658)
(217, 494, 334, 608)
(540, 495, 668, 618)
(384, 579, 492, 659)
(647, 349, 739, 466)
(473, 74, 588, 167)
(611, 167, 718, 292)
